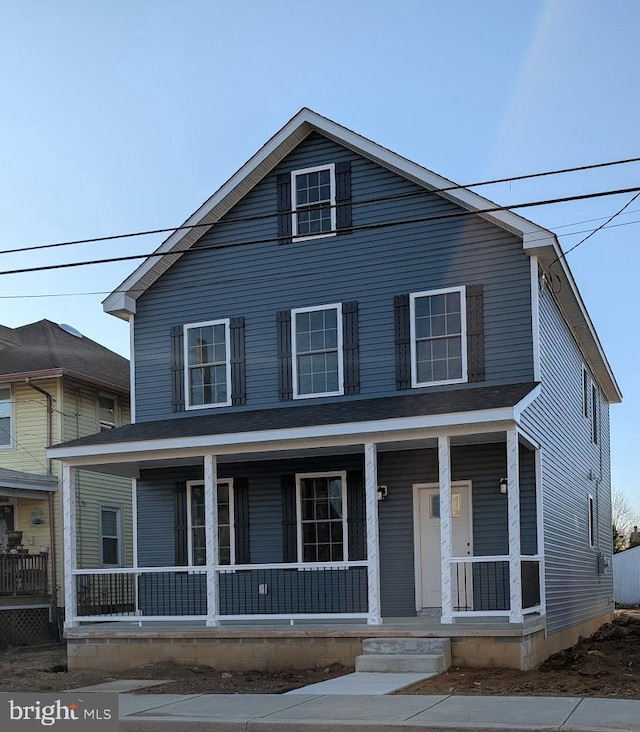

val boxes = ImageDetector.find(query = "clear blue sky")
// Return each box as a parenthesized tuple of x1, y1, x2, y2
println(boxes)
(1, 1, 639, 509)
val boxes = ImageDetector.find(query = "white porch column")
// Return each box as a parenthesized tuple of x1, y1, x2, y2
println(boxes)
(438, 435, 453, 624)
(364, 442, 382, 625)
(131, 478, 141, 619)
(507, 428, 523, 623)
(62, 463, 77, 628)
(204, 453, 220, 627)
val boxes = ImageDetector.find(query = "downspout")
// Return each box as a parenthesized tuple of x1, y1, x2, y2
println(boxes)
(25, 378, 60, 637)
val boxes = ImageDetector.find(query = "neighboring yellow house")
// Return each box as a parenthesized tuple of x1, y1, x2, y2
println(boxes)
(0, 321, 130, 644)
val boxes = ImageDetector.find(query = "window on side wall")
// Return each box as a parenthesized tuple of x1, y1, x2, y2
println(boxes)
(184, 319, 231, 409)
(292, 304, 343, 398)
(588, 495, 596, 548)
(187, 481, 235, 566)
(296, 472, 348, 563)
(582, 366, 589, 419)
(292, 164, 336, 240)
(591, 384, 599, 445)
(100, 506, 122, 567)
(410, 287, 467, 387)
(99, 394, 118, 431)
(0, 386, 13, 448)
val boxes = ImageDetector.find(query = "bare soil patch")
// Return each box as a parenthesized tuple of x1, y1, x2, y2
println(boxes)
(400, 611, 640, 699)
(0, 643, 349, 694)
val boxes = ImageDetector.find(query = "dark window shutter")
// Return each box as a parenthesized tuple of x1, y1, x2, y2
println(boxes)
(335, 161, 352, 235)
(466, 284, 485, 382)
(394, 294, 411, 390)
(230, 316, 246, 406)
(342, 301, 360, 395)
(174, 482, 188, 566)
(277, 172, 292, 244)
(277, 310, 293, 401)
(170, 325, 185, 412)
(233, 477, 250, 564)
(347, 470, 367, 561)
(281, 474, 297, 562)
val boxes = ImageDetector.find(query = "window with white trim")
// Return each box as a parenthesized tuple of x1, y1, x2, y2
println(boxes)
(292, 164, 336, 239)
(588, 494, 596, 548)
(296, 472, 348, 562)
(582, 366, 589, 419)
(591, 384, 599, 445)
(99, 394, 118, 431)
(292, 304, 343, 398)
(187, 480, 234, 566)
(410, 287, 467, 387)
(184, 319, 231, 409)
(100, 506, 122, 567)
(0, 386, 12, 448)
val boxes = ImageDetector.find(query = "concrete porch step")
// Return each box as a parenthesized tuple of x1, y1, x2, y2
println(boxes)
(355, 652, 446, 674)
(362, 637, 451, 657)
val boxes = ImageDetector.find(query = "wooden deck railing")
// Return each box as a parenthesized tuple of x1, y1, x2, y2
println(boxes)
(0, 554, 49, 596)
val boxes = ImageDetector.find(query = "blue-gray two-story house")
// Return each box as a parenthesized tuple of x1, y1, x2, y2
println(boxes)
(49, 109, 621, 672)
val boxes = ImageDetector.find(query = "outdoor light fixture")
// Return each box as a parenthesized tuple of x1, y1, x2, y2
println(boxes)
(377, 485, 388, 501)
(499, 478, 508, 494)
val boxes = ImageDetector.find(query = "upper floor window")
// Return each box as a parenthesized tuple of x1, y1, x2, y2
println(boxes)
(296, 472, 348, 562)
(0, 386, 12, 448)
(292, 304, 343, 399)
(184, 319, 231, 409)
(588, 494, 596, 548)
(592, 384, 599, 445)
(99, 394, 118, 431)
(410, 287, 467, 387)
(187, 480, 235, 566)
(292, 164, 336, 240)
(582, 366, 589, 419)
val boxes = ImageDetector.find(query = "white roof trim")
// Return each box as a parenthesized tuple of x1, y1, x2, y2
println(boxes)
(102, 107, 620, 404)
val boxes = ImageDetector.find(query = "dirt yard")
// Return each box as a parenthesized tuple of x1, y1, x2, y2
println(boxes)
(1, 611, 640, 696)
(401, 611, 640, 699)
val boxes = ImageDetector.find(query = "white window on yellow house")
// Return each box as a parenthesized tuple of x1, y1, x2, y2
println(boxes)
(0, 386, 13, 448)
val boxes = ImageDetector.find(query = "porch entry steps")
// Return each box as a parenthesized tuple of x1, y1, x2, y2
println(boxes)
(354, 637, 452, 674)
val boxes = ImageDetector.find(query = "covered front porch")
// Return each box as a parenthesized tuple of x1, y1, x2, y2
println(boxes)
(53, 419, 545, 632)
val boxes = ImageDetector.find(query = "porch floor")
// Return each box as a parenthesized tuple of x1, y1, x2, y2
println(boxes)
(65, 614, 545, 640)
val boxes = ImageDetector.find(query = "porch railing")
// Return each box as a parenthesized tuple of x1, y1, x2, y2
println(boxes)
(0, 554, 49, 596)
(451, 555, 543, 616)
(71, 561, 368, 623)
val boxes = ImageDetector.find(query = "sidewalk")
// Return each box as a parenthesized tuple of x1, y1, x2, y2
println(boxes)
(118, 692, 640, 731)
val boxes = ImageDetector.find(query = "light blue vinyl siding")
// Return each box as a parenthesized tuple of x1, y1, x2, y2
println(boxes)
(520, 279, 613, 635)
(134, 132, 533, 422)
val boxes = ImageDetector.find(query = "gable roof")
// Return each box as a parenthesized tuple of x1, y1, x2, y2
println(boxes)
(102, 108, 620, 403)
(0, 320, 129, 394)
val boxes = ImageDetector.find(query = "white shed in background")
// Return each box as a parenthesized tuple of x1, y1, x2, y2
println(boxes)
(614, 545, 640, 606)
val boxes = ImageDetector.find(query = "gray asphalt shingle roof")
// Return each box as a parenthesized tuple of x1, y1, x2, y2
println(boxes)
(0, 320, 129, 393)
(52, 382, 537, 451)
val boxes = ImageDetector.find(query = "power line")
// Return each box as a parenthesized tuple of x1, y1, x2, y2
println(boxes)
(2, 183, 640, 278)
(3, 212, 640, 300)
(1, 154, 640, 258)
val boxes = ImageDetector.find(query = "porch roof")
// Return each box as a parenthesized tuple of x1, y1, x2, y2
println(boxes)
(0, 467, 58, 496)
(48, 383, 538, 464)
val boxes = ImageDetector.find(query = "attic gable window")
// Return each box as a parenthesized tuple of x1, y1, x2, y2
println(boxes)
(292, 164, 336, 240)
(410, 287, 467, 387)
(0, 386, 12, 448)
(184, 319, 232, 409)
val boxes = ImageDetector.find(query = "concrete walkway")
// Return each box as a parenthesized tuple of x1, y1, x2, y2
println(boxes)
(118, 693, 640, 731)
(286, 671, 436, 695)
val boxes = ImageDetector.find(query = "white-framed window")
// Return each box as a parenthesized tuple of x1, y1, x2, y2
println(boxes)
(582, 366, 589, 419)
(99, 393, 118, 431)
(292, 304, 343, 399)
(100, 505, 123, 568)
(186, 480, 235, 566)
(0, 385, 13, 449)
(296, 471, 348, 563)
(410, 286, 467, 387)
(591, 384, 599, 445)
(588, 494, 596, 548)
(184, 319, 231, 409)
(291, 164, 336, 240)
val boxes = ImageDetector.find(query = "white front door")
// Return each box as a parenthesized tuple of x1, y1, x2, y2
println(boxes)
(414, 482, 473, 611)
